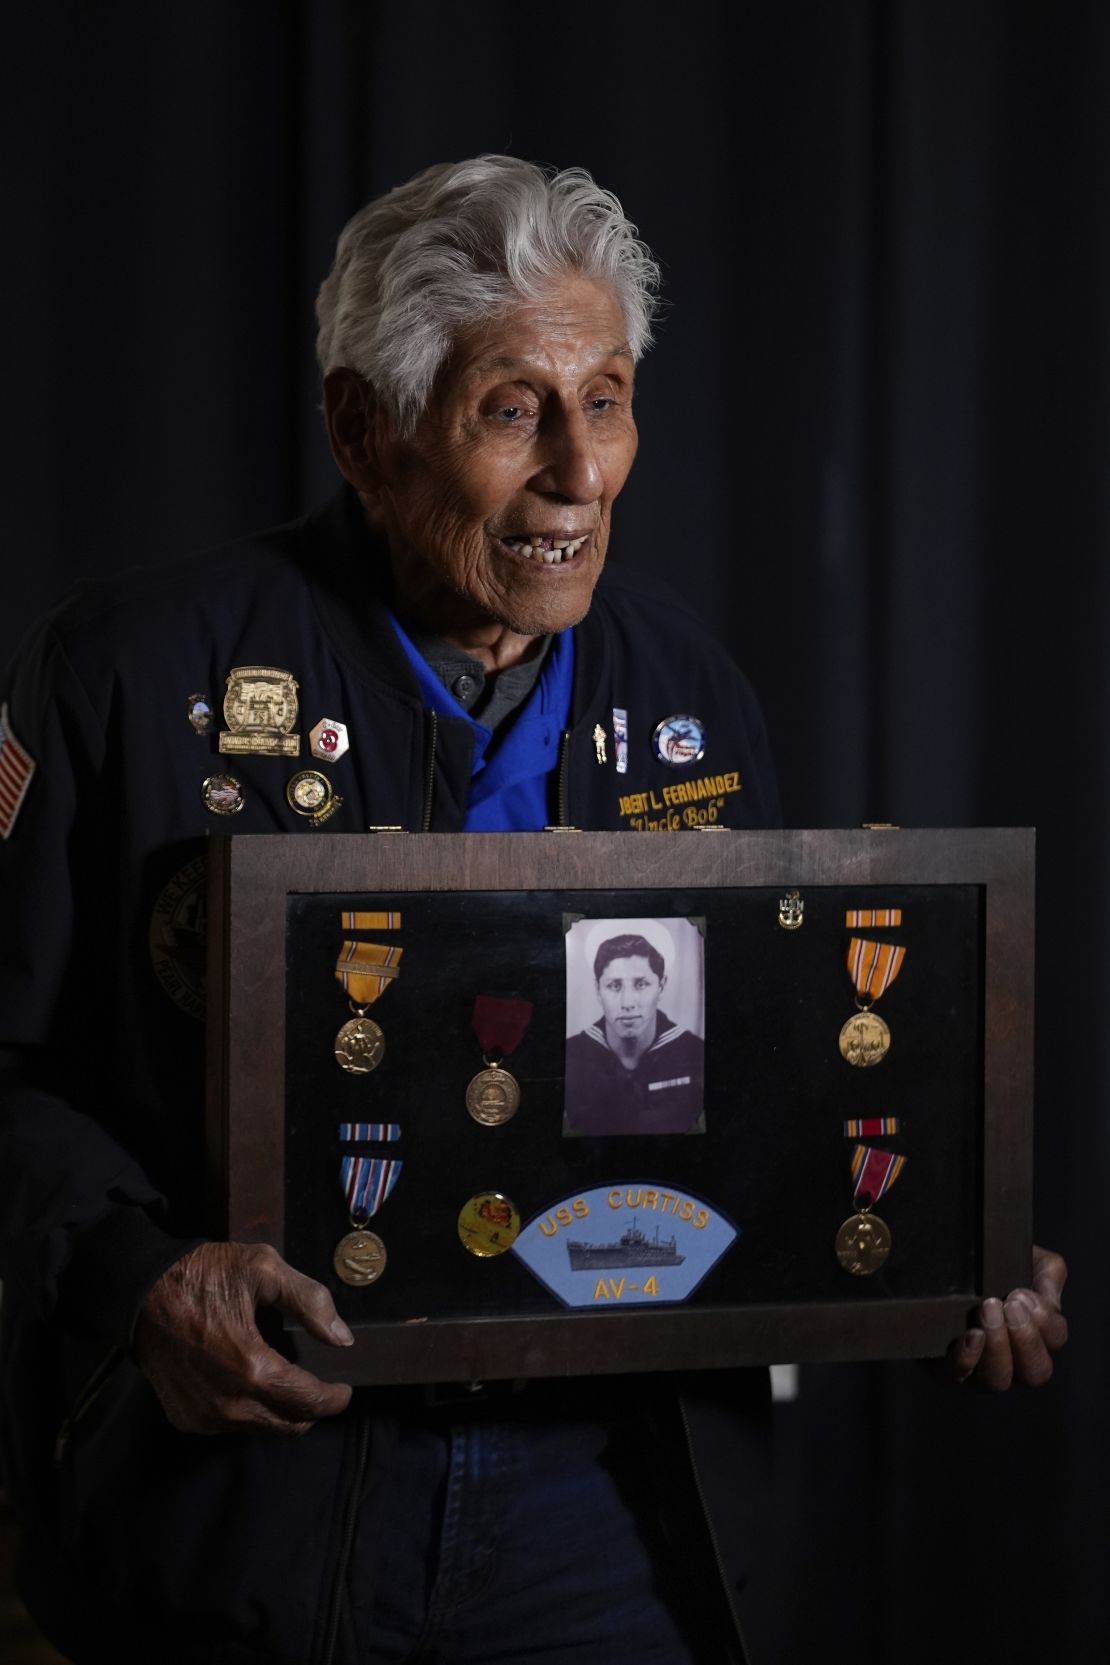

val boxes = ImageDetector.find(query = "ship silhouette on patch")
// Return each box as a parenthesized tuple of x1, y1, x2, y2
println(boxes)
(567, 1217, 685, 1271)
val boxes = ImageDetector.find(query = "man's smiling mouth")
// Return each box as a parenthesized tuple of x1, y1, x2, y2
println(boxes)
(499, 533, 590, 565)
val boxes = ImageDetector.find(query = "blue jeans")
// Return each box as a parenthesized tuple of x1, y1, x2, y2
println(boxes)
(349, 1398, 727, 1664)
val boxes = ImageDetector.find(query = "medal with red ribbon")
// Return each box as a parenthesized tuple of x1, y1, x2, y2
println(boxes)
(835, 1143, 906, 1275)
(838, 936, 906, 1067)
(465, 995, 533, 1126)
(842, 1116, 901, 1138)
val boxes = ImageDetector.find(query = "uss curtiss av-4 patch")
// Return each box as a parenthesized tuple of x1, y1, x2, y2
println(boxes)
(512, 1182, 737, 1307)
(0, 703, 36, 839)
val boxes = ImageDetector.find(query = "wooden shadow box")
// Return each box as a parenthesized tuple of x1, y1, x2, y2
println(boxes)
(206, 828, 1033, 1384)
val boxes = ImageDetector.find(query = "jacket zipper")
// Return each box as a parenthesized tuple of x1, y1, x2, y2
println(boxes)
(677, 1396, 753, 1665)
(53, 1345, 123, 1465)
(421, 710, 438, 832)
(315, 1411, 371, 1665)
(556, 729, 571, 827)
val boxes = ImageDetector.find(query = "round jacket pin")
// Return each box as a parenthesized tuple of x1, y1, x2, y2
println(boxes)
(652, 714, 706, 767)
(286, 769, 336, 817)
(201, 774, 244, 815)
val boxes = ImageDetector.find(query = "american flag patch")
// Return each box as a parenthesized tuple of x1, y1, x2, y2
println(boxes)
(0, 703, 36, 840)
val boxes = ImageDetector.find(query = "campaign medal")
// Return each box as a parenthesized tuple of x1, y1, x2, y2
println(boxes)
(842, 1117, 901, 1138)
(839, 936, 906, 1066)
(310, 718, 349, 763)
(333, 1228, 387, 1287)
(286, 769, 342, 826)
(334, 937, 403, 1073)
(187, 693, 213, 734)
(333, 1129, 402, 1287)
(845, 908, 902, 928)
(218, 665, 300, 758)
(652, 714, 706, 767)
(341, 1154, 402, 1217)
(201, 774, 244, 815)
(836, 1145, 905, 1275)
(457, 1192, 521, 1258)
(465, 995, 533, 1125)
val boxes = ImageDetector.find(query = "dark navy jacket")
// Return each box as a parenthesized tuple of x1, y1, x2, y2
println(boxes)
(0, 489, 779, 1661)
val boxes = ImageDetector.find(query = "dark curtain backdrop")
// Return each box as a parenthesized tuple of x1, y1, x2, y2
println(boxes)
(4, 3, 1108, 1660)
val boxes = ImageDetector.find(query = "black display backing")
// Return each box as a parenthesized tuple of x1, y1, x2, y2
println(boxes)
(283, 884, 983, 1326)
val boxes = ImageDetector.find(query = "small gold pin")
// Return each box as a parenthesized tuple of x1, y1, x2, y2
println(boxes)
(778, 890, 804, 930)
(593, 723, 607, 764)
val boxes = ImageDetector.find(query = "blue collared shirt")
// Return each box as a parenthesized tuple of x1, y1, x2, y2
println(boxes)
(390, 615, 575, 831)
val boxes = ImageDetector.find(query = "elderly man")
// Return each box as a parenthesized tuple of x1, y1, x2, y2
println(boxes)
(0, 157, 1066, 1664)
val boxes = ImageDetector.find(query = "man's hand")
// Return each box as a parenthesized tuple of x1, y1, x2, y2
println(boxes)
(134, 1241, 355, 1436)
(945, 1244, 1068, 1390)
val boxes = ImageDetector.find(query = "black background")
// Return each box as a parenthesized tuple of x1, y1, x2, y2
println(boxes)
(5, 4, 1107, 1659)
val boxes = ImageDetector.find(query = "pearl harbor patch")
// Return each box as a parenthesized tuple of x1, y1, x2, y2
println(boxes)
(0, 703, 36, 839)
(512, 1182, 737, 1307)
(149, 855, 208, 1020)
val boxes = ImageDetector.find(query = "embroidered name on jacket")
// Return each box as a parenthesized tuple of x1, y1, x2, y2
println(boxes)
(616, 769, 743, 830)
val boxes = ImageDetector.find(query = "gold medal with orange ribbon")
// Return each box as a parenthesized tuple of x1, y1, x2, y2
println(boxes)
(838, 936, 905, 1067)
(333, 927, 403, 1074)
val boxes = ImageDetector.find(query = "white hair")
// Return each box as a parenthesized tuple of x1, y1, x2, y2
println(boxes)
(315, 155, 661, 435)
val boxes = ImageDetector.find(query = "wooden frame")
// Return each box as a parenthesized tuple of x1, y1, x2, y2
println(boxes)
(206, 828, 1033, 1384)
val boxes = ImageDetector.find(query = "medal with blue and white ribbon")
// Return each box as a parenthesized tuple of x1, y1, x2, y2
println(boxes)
(333, 1153, 402, 1287)
(835, 1144, 906, 1275)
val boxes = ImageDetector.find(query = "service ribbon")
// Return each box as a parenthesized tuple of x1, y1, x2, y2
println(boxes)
(340, 911, 402, 930)
(472, 994, 533, 1059)
(850, 1144, 906, 1207)
(845, 908, 902, 928)
(339, 1122, 401, 1143)
(847, 937, 906, 1001)
(342, 1154, 402, 1220)
(843, 1117, 901, 1138)
(335, 941, 403, 1005)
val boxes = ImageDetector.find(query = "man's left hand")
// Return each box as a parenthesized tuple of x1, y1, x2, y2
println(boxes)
(945, 1244, 1067, 1389)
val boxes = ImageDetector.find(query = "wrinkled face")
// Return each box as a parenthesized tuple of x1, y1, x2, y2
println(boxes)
(597, 956, 665, 1041)
(371, 275, 638, 638)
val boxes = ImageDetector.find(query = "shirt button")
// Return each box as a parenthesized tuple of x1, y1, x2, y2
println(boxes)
(453, 674, 478, 702)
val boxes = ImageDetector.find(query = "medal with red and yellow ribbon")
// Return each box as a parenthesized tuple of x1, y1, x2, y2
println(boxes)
(333, 913, 403, 1074)
(465, 995, 533, 1125)
(835, 1144, 906, 1275)
(838, 936, 906, 1067)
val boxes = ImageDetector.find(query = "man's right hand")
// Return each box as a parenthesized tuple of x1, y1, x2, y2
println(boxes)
(134, 1241, 355, 1436)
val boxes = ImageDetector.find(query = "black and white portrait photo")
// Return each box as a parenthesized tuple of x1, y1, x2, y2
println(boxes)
(563, 916, 706, 1136)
